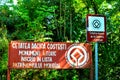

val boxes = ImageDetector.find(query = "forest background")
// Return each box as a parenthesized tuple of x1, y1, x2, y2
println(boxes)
(0, 0, 120, 80)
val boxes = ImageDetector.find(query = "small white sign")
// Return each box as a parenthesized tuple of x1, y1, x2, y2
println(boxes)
(88, 16, 105, 32)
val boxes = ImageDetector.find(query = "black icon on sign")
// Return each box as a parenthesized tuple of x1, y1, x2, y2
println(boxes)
(92, 19, 101, 28)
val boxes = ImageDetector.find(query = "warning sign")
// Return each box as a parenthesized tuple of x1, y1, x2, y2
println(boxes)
(8, 41, 92, 69)
(86, 14, 107, 42)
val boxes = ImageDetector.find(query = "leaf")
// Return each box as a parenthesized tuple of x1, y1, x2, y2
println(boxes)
(95, 0, 103, 5)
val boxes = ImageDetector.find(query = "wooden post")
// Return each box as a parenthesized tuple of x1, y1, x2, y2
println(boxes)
(7, 69, 10, 80)
(90, 64, 93, 80)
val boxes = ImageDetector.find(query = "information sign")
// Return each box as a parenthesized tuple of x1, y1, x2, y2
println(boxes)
(86, 14, 106, 42)
(8, 41, 92, 69)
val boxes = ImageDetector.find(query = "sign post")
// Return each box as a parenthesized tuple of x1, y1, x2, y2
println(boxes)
(7, 69, 10, 80)
(86, 14, 106, 80)
(95, 42, 98, 80)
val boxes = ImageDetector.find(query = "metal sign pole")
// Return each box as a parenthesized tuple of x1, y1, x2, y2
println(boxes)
(95, 42, 98, 80)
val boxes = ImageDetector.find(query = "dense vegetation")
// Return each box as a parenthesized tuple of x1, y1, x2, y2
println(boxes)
(0, 0, 120, 80)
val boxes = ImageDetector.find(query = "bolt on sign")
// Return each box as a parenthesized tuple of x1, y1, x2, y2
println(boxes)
(86, 14, 106, 42)
(8, 41, 92, 69)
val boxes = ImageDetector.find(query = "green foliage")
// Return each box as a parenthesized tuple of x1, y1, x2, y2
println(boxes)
(0, 26, 8, 80)
(8, 0, 57, 41)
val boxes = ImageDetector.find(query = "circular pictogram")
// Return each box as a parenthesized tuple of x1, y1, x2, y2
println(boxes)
(92, 19, 101, 28)
(65, 44, 89, 68)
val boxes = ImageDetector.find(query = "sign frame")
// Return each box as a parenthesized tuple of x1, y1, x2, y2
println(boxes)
(8, 41, 92, 69)
(86, 14, 107, 42)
